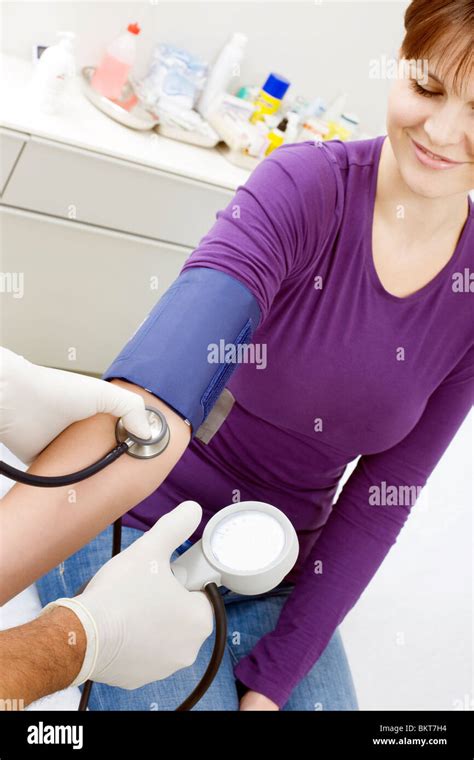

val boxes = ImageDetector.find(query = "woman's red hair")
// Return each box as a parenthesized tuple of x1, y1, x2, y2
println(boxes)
(401, 0, 473, 93)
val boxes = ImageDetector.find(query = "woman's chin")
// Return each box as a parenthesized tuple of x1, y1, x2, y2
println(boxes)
(398, 160, 463, 200)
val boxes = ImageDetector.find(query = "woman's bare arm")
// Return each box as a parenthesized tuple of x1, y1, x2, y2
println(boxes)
(0, 379, 192, 605)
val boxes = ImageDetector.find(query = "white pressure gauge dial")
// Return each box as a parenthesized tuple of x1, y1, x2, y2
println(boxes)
(171, 501, 299, 595)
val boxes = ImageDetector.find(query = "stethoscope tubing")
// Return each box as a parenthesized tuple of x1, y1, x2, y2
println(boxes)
(0, 442, 130, 487)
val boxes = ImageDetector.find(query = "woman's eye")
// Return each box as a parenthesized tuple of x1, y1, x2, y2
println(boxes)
(410, 80, 441, 98)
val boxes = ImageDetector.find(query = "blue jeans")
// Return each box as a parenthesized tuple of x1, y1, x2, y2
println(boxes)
(36, 524, 359, 711)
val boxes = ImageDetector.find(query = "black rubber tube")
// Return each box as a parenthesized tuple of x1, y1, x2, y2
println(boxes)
(0, 442, 129, 487)
(78, 517, 227, 712)
(175, 582, 227, 711)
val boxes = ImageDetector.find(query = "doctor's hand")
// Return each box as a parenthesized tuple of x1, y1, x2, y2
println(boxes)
(0, 346, 152, 464)
(39, 501, 214, 690)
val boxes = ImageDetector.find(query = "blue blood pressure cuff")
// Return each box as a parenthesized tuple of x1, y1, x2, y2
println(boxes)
(101, 267, 261, 441)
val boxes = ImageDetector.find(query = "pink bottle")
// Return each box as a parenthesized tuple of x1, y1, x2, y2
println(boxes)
(92, 23, 140, 101)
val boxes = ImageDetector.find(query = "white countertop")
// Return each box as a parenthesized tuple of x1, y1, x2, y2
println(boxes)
(0, 52, 251, 190)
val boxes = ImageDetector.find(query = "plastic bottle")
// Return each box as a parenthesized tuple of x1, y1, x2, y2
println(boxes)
(340, 112, 360, 138)
(321, 92, 355, 142)
(32, 31, 76, 114)
(265, 122, 286, 155)
(300, 96, 327, 120)
(265, 111, 302, 155)
(92, 23, 141, 101)
(323, 92, 348, 123)
(249, 73, 291, 124)
(197, 33, 248, 120)
(284, 111, 301, 142)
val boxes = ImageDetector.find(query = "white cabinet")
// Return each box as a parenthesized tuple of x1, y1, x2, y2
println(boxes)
(0, 206, 190, 374)
(0, 126, 240, 373)
(0, 127, 28, 196)
(1, 135, 233, 248)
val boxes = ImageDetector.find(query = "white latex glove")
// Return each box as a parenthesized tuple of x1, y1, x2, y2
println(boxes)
(0, 347, 152, 464)
(39, 501, 214, 689)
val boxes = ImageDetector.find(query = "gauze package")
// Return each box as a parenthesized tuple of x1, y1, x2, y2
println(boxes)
(136, 43, 208, 111)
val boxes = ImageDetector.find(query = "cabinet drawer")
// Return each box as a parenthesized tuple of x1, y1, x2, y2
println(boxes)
(1, 136, 233, 248)
(0, 127, 28, 196)
(1, 206, 190, 374)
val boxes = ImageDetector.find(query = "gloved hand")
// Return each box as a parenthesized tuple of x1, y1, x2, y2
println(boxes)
(39, 501, 214, 689)
(0, 346, 152, 464)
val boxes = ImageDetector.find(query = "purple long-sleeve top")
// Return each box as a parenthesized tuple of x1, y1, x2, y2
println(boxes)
(105, 135, 474, 707)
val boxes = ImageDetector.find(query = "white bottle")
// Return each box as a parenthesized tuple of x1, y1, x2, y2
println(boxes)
(197, 32, 248, 120)
(323, 92, 348, 123)
(340, 112, 360, 138)
(285, 111, 301, 143)
(32, 31, 76, 114)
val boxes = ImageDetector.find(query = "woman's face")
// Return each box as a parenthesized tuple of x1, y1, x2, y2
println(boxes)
(386, 51, 474, 200)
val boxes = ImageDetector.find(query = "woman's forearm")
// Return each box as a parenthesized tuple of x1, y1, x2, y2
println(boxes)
(0, 380, 192, 605)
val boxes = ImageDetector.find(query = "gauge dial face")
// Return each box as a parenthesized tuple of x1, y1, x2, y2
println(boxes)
(210, 510, 285, 572)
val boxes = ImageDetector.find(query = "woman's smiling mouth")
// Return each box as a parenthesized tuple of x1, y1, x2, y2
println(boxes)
(410, 136, 466, 170)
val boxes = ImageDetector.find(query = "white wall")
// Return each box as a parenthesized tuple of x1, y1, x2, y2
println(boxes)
(338, 413, 473, 711)
(1, 0, 409, 134)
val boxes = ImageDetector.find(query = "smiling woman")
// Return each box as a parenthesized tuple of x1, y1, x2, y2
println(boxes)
(386, 0, 474, 199)
(370, 0, 474, 300)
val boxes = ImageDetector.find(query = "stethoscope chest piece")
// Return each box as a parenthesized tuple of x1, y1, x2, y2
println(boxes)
(115, 405, 170, 459)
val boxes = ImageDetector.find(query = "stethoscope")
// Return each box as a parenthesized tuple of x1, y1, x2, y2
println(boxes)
(0, 406, 299, 711)
(0, 406, 171, 487)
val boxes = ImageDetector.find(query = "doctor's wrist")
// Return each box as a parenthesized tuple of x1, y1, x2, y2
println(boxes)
(0, 605, 87, 707)
(39, 598, 96, 687)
